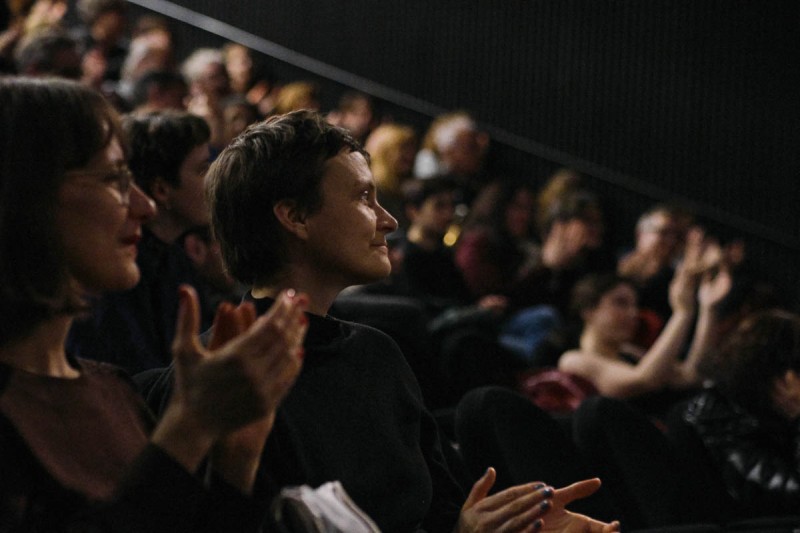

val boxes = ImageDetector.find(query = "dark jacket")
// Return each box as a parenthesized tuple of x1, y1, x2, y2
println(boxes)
(683, 387, 800, 518)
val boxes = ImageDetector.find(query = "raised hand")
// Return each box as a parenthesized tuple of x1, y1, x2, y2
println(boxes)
(151, 286, 306, 476)
(208, 293, 308, 492)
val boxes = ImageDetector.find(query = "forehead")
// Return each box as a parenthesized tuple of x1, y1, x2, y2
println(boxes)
(321, 150, 371, 189)
(602, 283, 637, 301)
(85, 137, 125, 168)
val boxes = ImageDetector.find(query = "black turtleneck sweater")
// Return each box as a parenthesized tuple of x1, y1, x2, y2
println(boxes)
(139, 294, 464, 533)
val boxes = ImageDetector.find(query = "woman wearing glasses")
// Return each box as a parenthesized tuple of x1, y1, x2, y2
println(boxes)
(0, 77, 307, 531)
(68, 110, 217, 374)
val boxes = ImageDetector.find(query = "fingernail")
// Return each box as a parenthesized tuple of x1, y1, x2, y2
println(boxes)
(543, 488, 554, 498)
(286, 288, 296, 299)
(539, 500, 550, 512)
(533, 519, 543, 531)
(296, 294, 309, 307)
(533, 483, 545, 490)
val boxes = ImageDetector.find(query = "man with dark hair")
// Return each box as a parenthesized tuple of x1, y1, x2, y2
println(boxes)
(143, 110, 619, 533)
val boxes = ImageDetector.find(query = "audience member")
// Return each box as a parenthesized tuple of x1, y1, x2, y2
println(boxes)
(72, 0, 129, 89)
(140, 110, 619, 533)
(558, 230, 732, 416)
(0, 0, 67, 73)
(13, 24, 80, 78)
(68, 110, 214, 373)
(0, 76, 306, 531)
(618, 204, 691, 323)
(684, 309, 800, 517)
(130, 69, 187, 112)
(363, 122, 418, 226)
(326, 90, 378, 144)
(181, 47, 230, 151)
(222, 42, 277, 117)
(272, 79, 320, 115)
(221, 94, 260, 146)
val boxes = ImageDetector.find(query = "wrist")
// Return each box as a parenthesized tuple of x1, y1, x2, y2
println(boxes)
(151, 402, 217, 473)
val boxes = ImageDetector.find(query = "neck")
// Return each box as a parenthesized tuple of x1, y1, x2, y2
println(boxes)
(579, 328, 620, 359)
(406, 225, 442, 251)
(147, 215, 188, 245)
(0, 316, 80, 378)
(251, 263, 344, 317)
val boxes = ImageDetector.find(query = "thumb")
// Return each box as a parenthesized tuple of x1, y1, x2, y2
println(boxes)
(463, 467, 496, 510)
(172, 285, 204, 362)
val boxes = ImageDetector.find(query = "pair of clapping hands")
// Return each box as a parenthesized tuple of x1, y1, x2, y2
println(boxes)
(669, 228, 734, 314)
(151, 286, 308, 493)
(458, 469, 620, 533)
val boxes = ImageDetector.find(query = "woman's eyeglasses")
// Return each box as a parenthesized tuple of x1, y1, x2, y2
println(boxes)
(65, 165, 135, 206)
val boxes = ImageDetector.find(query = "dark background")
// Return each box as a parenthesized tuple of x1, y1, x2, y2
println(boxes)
(113, 0, 799, 308)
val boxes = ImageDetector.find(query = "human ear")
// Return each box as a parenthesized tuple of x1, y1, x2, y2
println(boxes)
(273, 200, 309, 240)
(150, 177, 173, 207)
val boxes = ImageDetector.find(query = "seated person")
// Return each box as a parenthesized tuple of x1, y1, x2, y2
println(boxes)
(68, 110, 214, 373)
(617, 204, 691, 325)
(558, 230, 731, 416)
(683, 309, 800, 518)
(141, 110, 620, 533)
(0, 77, 306, 531)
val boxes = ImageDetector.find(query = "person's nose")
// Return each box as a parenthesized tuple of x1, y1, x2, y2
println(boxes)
(375, 201, 398, 234)
(128, 183, 157, 222)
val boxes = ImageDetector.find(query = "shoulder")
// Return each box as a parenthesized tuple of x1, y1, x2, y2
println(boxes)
(558, 349, 588, 373)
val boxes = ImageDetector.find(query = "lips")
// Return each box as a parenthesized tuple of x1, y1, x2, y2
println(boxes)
(121, 234, 141, 246)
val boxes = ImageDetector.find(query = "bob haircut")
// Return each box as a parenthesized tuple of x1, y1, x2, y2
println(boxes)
(123, 110, 210, 195)
(0, 77, 124, 347)
(700, 309, 800, 420)
(570, 272, 637, 319)
(206, 109, 363, 287)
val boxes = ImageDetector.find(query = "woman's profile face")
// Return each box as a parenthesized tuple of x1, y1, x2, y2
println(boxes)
(585, 283, 640, 344)
(56, 138, 156, 293)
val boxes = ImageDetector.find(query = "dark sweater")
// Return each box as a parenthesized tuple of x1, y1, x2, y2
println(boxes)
(67, 228, 210, 375)
(139, 295, 465, 533)
(0, 358, 262, 532)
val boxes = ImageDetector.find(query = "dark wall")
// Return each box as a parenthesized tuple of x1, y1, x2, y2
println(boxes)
(126, 0, 799, 308)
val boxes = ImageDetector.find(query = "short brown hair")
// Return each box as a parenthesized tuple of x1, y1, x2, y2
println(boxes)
(206, 110, 363, 286)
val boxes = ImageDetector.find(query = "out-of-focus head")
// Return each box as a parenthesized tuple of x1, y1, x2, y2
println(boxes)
(121, 32, 175, 84)
(403, 176, 458, 238)
(206, 109, 364, 286)
(77, 0, 127, 44)
(273, 81, 320, 115)
(572, 272, 639, 343)
(131, 70, 187, 112)
(14, 26, 82, 79)
(703, 310, 800, 420)
(181, 47, 230, 99)
(123, 110, 211, 234)
(221, 94, 259, 145)
(635, 204, 687, 263)
(222, 42, 254, 94)
(423, 111, 488, 177)
(336, 91, 377, 142)
(0, 77, 154, 346)
(542, 188, 604, 249)
(364, 123, 417, 193)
